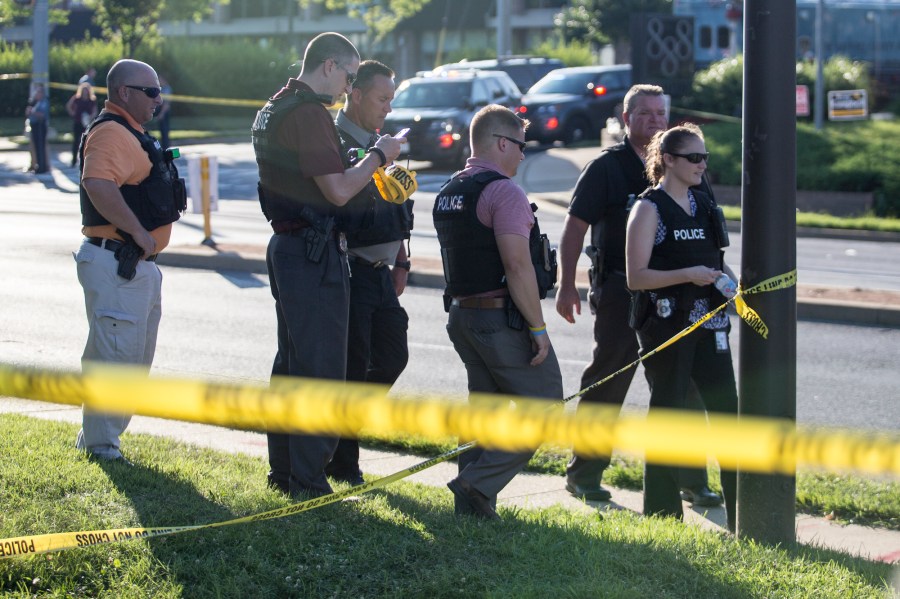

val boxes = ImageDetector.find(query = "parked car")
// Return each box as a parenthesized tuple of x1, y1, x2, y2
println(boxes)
(432, 56, 565, 94)
(517, 65, 632, 146)
(383, 70, 521, 168)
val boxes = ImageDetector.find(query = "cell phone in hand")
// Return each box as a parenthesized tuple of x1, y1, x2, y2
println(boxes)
(394, 128, 410, 138)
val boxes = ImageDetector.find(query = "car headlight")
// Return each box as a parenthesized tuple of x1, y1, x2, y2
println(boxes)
(536, 105, 558, 116)
(429, 119, 458, 133)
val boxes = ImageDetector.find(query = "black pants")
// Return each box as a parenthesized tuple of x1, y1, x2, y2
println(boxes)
(325, 262, 409, 479)
(567, 273, 708, 490)
(31, 119, 48, 173)
(71, 121, 86, 166)
(265, 231, 350, 496)
(638, 318, 738, 532)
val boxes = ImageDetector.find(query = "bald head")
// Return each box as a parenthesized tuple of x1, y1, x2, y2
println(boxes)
(106, 59, 162, 124)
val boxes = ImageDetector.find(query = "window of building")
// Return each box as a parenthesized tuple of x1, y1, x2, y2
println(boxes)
(717, 26, 730, 49)
(699, 26, 712, 49)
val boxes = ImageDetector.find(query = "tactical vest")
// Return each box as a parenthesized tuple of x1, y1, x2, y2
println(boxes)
(433, 171, 556, 298)
(79, 113, 186, 229)
(641, 187, 724, 305)
(251, 89, 337, 222)
(336, 128, 413, 247)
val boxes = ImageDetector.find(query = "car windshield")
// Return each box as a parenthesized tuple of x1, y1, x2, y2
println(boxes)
(392, 81, 471, 109)
(529, 71, 597, 95)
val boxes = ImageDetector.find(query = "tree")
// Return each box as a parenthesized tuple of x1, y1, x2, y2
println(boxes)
(83, 0, 222, 57)
(318, 0, 431, 42)
(554, 0, 672, 52)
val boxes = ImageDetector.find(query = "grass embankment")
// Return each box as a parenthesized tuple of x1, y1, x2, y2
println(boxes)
(0, 416, 894, 598)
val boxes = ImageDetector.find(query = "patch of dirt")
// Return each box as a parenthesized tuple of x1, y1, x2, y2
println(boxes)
(798, 285, 900, 307)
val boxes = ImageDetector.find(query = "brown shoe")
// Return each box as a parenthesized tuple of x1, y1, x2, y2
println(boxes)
(447, 477, 500, 521)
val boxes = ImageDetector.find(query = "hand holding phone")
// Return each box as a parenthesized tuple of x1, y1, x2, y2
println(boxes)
(394, 128, 410, 139)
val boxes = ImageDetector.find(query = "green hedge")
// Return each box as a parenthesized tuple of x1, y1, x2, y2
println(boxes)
(0, 38, 297, 121)
(703, 119, 900, 217)
(684, 54, 872, 119)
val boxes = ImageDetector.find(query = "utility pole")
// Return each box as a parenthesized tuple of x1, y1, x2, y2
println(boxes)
(736, 0, 798, 546)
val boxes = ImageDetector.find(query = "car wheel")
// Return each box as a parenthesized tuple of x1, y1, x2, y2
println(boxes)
(563, 117, 591, 146)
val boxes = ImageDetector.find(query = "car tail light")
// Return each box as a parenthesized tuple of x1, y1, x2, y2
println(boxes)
(593, 85, 608, 97)
(546, 116, 559, 130)
(438, 133, 455, 148)
(517, 106, 528, 114)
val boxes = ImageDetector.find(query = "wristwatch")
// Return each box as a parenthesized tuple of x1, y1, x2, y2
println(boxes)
(395, 260, 411, 271)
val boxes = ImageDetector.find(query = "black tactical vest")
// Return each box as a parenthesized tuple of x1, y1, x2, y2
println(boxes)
(433, 171, 556, 298)
(251, 89, 337, 222)
(336, 128, 413, 247)
(79, 113, 186, 230)
(640, 187, 724, 305)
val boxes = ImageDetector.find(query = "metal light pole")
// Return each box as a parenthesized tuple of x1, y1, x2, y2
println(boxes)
(736, 0, 798, 546)
(32, 0, 50, 92)
(814, 0, 825, 131)
(496, 0, 511, 59)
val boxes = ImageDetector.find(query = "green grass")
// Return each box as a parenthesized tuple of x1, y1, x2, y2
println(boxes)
(360, 432, 900, 530)
(0, 415, 894, 598)
(719, 205, 900, 232)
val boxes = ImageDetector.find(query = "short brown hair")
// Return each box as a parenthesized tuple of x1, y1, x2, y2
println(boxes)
(302, 32, 359, 73)
(470, 104, 529, 151)
(353, 60, 394, 93)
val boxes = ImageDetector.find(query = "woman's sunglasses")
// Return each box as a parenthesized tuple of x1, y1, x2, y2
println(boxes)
(668, 152, 710, 164)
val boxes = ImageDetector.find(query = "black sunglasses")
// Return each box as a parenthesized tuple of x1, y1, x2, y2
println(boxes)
(493, 134, 526, 152)
(125, 85, 162, 99)
(668, 151, 710, 164)
(331, 60, 357, 87)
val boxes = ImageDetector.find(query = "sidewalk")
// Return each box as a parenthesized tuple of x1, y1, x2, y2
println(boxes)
(2, 396, 898, 565)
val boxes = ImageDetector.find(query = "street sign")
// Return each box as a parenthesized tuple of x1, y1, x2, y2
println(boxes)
(796, 85, 809, 117)
(827, 89, 868, 121)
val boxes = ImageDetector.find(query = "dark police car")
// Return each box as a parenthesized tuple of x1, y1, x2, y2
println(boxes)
(382, 70, 521, 168)
(517, 65, 631, 146)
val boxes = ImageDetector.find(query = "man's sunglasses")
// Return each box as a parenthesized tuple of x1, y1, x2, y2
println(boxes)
(125, 85, 162, 99)
(330, 60, 357, 87)
(668, 151, 710, 164)
(493, 134, 526, 152)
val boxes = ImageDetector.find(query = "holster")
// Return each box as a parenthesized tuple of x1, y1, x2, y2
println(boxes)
(628, 290, 651, 331)
(506, 300, 524, 331)
(114, 230, 143, 281)
(585, 244, 606, 288)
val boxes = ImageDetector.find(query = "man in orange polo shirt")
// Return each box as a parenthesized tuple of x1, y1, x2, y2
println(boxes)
(73, 59, 185, 463)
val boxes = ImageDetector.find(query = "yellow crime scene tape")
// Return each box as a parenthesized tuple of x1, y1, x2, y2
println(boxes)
(0, 259, 888, 557)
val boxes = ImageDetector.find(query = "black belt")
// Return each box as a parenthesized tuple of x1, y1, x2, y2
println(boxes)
(348, 256, 388, 269)
(451, 297, 508, 309)
(86, 237, 158, 262)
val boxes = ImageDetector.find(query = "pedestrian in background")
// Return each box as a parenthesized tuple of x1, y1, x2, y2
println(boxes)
(625, 122, 738, 531)
(434, 104, 562, 521)
(251, 32, 403, 499)
(555, 84, 722, 506)
(66, 82, 98, 168)
(78, 67, 96, 86)
(75, 59, 186, 464)
(326, 59, 413, 486)
(26, 83, 50, 174)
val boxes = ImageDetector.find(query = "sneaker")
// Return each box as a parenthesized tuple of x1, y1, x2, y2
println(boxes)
(680, 486, 723, 507)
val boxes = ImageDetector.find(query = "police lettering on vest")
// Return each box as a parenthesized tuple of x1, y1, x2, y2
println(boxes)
(673, 228, 706, 241)
(79, 113, 186, 230)
(433, 171, 556, 299)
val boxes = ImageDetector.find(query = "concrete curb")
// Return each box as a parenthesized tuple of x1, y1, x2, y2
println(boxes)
(156, 247, 900, 329)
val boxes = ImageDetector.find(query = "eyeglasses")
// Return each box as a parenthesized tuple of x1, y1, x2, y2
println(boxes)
(493, 134, 526, 152)
(124, 85, 161, 99)
(333, 61, 357, 87)
(668, 152, 710, 164)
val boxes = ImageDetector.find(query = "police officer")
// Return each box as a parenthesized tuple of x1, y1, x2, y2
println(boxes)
(325, 60, 413, 486)
(555, 84, 721, 506)
(625, 123, 738, 531)
(434, 105, 562, 520)
(252, 33, 403, 499)
(74, 59, 186, 463)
